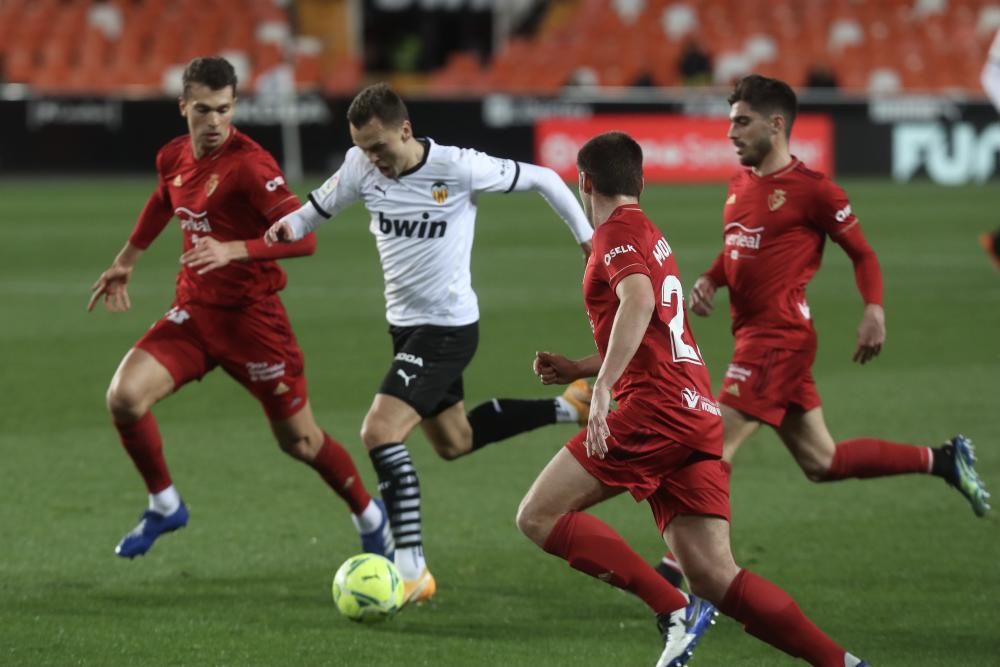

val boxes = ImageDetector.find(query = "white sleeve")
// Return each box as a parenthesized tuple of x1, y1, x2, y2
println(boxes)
(984, 30, 1000, 110)
(510, 161, 594, 244)
(282, 203, 328, 241)
(302, 148, 363, 227)
(464, 148, 520, 193)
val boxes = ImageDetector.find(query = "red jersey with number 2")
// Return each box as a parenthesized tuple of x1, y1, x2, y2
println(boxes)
(129, 129, 301, 307)
(584, 205, 722, 456)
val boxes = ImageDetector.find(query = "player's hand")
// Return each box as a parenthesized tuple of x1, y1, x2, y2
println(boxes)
(584, 381, 612, 459)
(533, 351, 578, 385)
(688, 275, 716, 316)
(87, 264, 133, 312)
(265, 219, 297, 244)
(853, 303, 885, 365)
(579, 240, 593, 259)
(180, 236, 246, 275)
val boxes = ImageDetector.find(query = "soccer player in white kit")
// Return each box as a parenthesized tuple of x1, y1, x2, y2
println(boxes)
(266, 83, 594, 603)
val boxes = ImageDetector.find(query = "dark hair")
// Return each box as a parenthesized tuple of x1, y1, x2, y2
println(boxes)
(576, 131, 643, 198)
(347, 83, 409, 128)
(182, 57, 238, 97)
(728, 74, 798, 136)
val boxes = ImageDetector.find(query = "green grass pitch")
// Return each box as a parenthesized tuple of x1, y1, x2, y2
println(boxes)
(1, 178, 998, 666)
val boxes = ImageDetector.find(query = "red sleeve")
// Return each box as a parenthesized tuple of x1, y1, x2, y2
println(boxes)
(245, 232, 316, 260)
(835, 224, 883, 306)
(241, 149, 301, 224)
(128, 151, 173, 249)
(595, 221, 649, 292)
(811, 178, 882, 305)
(704, 251, 727, 287)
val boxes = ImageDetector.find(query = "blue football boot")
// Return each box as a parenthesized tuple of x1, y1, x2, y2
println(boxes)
(946, 435, 991, 517)
(359, 498, 395, 561)
(655, 593, 719, 667)
(115, 501, 189, 558)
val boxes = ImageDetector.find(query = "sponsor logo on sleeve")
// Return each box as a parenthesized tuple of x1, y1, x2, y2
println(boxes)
(265, 175, 286, 192)
(604, 244, 637, 265)
(834, 204, 852, 223)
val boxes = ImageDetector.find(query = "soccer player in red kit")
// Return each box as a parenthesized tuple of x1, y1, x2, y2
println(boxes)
(88, 57, 392, 560)
(522, 132, 869, 667)
(651, 74, 990, 586)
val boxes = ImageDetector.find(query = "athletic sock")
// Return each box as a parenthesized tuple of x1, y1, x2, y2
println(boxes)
(719, 569, 847, 667)
(369, 442, 424, 577)
(930, 444, 954, 479)
(824, 438, 931, 481)
(350, 499, 383, 534)
(468, 398, 558, 450)
(553, 396, 580, 423)
(149, 485, 181, 516)
(543, 511, 687, 615)
(114, 412, 171, 494)
(307, 432, 372, 515)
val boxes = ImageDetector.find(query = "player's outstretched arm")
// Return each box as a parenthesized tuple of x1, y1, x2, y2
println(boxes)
(511, 162, 594, 258)
(88, 242, 144, 312)
(533, 351, 601, 385)
(264, 203, 327, 244)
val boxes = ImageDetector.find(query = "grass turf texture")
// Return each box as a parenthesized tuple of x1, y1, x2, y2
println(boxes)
(1, 179, 998, 666)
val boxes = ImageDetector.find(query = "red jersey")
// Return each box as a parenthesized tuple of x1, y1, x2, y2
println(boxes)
(129, 129, 302, 307)
(706, 158, 881, 349)
(584, 205, 722, 454)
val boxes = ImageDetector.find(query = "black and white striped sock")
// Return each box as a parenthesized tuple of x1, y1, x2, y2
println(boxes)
(369, 442, 424, 576)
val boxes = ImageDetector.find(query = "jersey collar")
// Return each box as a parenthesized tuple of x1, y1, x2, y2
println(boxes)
(749, 155, 800, 180)
(399, 138, 431, 178)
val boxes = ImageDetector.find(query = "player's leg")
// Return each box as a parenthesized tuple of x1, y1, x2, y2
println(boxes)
(656, 404, 750, 587)
(107, 309, 209, 558)
(781, 406, 991, 514)
(667, 513, 865, 667)
(516, 448, 690, 619)
(360, 392, 431, 601)
(268, 401, 392, 559)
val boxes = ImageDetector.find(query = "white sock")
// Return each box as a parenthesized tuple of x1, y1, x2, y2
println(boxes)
(554, 397, 578, 423)
(148, 485, 180, 516)
(395, 546, 426, 580)
(350, 499, 383, 534)
(844, 654, 864, 667)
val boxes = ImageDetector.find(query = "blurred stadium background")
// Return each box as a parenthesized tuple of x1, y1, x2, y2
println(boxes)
(2, 1, 999, 666)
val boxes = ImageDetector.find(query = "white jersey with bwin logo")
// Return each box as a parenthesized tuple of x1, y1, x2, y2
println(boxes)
(290, 137, 592, 327)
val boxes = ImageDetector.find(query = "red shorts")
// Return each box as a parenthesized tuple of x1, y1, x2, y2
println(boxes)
(718, 339, 822, 427)
(135, 296, 308, 421)
(565, 405, 730, 534)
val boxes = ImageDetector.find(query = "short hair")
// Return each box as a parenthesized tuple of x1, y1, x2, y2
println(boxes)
(576, 132, 644, 198)
(728, 74, 798, 136)
(182, 57, 238, 98)
(347, 83, 409, 128)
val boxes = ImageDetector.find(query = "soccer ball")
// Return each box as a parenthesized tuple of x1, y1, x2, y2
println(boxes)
(331, 553, 405, 623)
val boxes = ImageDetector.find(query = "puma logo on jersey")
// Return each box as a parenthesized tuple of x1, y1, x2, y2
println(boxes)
(396, 369, 417, 387)
(378, 211, 447, 239)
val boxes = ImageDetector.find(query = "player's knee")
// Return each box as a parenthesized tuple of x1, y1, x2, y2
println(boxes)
(360, 416, 389, 450)
(515, 499, 551, 546)
(684, 564, 736, 605)
(279, 429, 323, 461)
(800, 456, 832, 482)
(431, 438, 471, 461)
(105, 382, 148, 422)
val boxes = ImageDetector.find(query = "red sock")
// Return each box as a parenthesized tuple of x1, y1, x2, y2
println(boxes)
(719, 569, 846, 667)
(662, 461, 731, 570)
(543, 511, 687, 615)
(825, 438, 930, 480)
(115, 412, 171, 493)
(308, 433, 372, 515)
